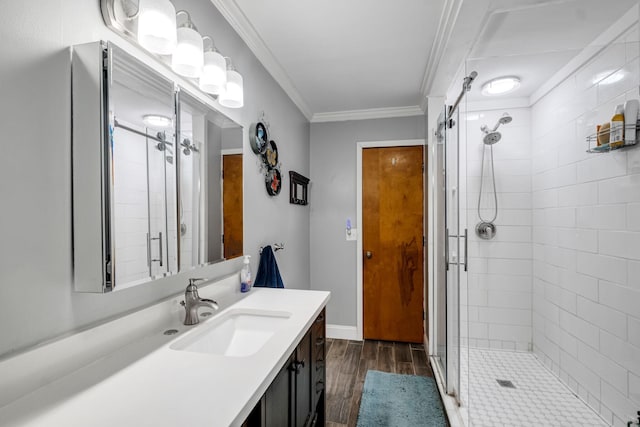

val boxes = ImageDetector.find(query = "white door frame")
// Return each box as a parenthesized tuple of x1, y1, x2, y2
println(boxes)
(356, 138, 426, 341)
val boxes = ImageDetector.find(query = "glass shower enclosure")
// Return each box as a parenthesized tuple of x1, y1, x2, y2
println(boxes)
(432, 100, 469, 415)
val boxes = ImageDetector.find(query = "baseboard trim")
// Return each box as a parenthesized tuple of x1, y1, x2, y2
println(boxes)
(326, 324, 360, 341)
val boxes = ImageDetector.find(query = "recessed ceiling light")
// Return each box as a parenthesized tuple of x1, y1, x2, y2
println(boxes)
(481, 77, 521, 96)
(592, 70, 625, 86)
(466, 113, 485, 121)
(143, 114, 173, 129)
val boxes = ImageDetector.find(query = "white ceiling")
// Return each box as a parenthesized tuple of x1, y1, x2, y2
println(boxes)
(465, 0, 639, 103)
(211, 0, 638, 120)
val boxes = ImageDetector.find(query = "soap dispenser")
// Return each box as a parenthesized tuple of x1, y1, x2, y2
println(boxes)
(240, 255, 252, 293)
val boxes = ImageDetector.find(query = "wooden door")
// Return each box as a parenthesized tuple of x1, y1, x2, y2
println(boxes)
(222, 154, 243, 259)
(363, 145, 424, 343)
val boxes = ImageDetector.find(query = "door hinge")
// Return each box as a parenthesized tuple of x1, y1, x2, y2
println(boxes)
(422, 163, 425, 173)
(423, 236, 425, 247)
(221, 234, 224, 244)
(423, 311, 425, 320)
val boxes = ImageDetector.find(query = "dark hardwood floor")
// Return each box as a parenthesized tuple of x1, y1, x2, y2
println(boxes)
(325, 339, 435, 427)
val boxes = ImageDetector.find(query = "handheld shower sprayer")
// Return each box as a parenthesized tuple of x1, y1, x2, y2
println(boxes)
(481, 113, 513, 145)
(477, 112, 513, 239)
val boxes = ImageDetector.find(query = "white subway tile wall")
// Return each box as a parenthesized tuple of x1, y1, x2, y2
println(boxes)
(532, 23, 640, 425)
(464, 107, 534, 351)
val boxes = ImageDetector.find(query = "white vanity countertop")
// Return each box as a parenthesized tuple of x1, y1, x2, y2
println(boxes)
(0, 287, 330, 427)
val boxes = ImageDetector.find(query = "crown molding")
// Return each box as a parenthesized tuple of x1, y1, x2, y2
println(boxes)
(311, 105, 424, 123)
(419, 0, 464, 102)
(209, 0, 313, 121)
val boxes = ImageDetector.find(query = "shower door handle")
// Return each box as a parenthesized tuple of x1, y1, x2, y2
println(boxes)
(463, 228, 468, 272)
(446, 229, 468, 271)
(445, 228, 449, 271)
(149, 232, 163, 267)
(158, 232, 163, 267)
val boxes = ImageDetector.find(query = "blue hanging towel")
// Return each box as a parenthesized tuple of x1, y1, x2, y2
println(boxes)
(254, 245, 285, 288)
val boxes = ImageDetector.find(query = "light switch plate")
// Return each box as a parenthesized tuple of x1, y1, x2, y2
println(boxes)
(346, 228, 357, 241)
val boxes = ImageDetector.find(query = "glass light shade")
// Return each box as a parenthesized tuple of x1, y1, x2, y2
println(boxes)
(143, 114, 173, 129)
(481, 77, 520, 96)
(171, 27, 204, 78)
(218, 70, 244, 108)
(137, 0, 177, 55)
(199, 51, 227, 94)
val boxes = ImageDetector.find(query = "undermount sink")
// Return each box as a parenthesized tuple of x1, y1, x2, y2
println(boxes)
(170, 308, 292, 357)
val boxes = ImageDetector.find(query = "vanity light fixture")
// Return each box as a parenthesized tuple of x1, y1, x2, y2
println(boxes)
(218, 59, 244, 108)
(481, 76, 521, 96)
(199, 36, 227, 95)
(136, 0, 177, 55)
(171, 10, 204, 78)
(142, 114, 173, 129)
(101, 0, 245, 109)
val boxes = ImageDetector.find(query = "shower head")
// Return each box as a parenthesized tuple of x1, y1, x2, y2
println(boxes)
(492, 113, 512, 131)
(483, 132, 502, 145)
(181, 138, 191, 156)
(480, 112, 513, 145)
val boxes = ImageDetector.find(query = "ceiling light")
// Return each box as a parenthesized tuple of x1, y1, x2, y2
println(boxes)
(466, 113, 484, 121)
(481, 77, 521, 96)
(218, 60, 244, 108)
(136, 0, 177, 55)
(171, 11, 204, 78)
(143, 114, 173, 129)
(592, 70, 625, 86)
(199, 36, 227, 95)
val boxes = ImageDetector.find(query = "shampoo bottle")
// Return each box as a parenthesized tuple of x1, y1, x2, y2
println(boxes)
(624, 99, 639, 146)
(240, 255, 252, 293)
(610, 104, 625, 149)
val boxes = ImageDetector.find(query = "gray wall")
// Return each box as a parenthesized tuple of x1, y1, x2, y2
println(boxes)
(309, 116, 425, 327)
(0, 0, 309, 357)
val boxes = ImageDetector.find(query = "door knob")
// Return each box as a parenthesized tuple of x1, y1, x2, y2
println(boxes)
(366, 251, 373, 259)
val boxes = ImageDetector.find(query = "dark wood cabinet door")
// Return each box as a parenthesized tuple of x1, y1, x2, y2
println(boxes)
(294, 330, 312, 427)
(311, 310, 326, 415)
(265, 354, 293, 427)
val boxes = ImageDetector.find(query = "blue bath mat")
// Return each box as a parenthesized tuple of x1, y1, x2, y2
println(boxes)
(357, 370, 447, 427)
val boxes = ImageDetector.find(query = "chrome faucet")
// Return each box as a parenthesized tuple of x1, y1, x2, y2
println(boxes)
(180, 278, 219, 325)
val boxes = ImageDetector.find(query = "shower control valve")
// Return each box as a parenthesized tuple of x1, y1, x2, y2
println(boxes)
(476, 222, 496, 240)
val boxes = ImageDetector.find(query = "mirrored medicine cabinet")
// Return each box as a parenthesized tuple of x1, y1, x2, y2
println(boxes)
(72, 41, 243, 293)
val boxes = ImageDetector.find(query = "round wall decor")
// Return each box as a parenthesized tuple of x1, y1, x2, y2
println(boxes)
(263, 140, 278, 168)
(265, 168, 282, 196)
(249, 122, 268, 154)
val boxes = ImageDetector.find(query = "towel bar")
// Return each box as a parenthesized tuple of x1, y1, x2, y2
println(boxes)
(259, 243, 284, 254)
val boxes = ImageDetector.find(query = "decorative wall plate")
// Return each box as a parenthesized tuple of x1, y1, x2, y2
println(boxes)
(263, 140, 278, 168)
(265, 167, 282, 196)
(249, 122, 268, 154)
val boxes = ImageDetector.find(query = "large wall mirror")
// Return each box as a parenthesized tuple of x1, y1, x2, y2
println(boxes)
(72, 41, 243, 293)
(177, 90, 243, 272)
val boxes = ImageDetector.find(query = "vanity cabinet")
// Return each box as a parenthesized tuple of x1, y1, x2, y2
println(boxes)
(245, 309, 325, 427)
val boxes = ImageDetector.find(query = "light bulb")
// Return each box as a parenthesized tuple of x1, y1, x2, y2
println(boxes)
(219, 69, 244, 108)
(137, 0, 177, 55)
(199, 50, 227, 94)
(171, 26, 204, 78)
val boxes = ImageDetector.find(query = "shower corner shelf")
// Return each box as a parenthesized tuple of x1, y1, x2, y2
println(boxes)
(586, 122, 639, 153)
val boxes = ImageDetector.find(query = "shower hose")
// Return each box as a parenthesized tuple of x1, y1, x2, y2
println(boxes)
(477, 143, 498, 223)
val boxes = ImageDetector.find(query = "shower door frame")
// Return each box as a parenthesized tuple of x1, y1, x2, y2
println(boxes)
(430, 102, 468, 405)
